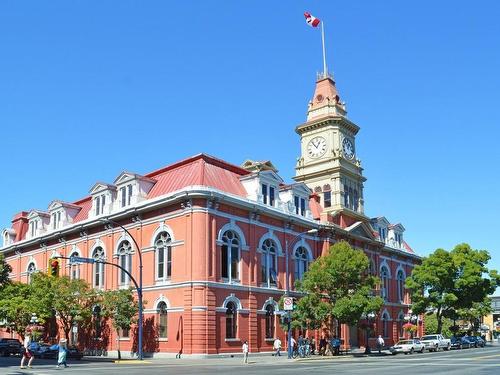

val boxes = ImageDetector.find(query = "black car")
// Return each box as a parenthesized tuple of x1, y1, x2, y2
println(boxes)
(466, 336, 485, 348)
(27, 343, 83, 360)
(0, 338, 22, 356)
(450, 336, 473, 349)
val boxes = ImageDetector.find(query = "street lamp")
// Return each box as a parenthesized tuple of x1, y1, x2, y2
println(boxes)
(364, 312, 376, 354)
(404, 309, 418, 338)
(285, 228, 318, 359)
(100, 218, 144, 361)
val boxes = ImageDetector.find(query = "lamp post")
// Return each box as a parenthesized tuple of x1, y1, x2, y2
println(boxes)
(285, 228, 318, 359)
(404, 309, 418, 338)
(364, 312, 376, 354)
(100, 218, 144, 361)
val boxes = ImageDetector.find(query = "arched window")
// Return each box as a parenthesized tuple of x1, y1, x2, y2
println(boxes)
(157, 301, 168, 339)
(294, 247, 309, 281)
(265, 304, 275, 339)
(221, 231, 240, 282)
(225, 301, 237, 339)
(344, 184, 349, 207)
(353, 190, 359, 212)
(155, 232, 172, 281)
(348, 187, 354, 209)
(118, 241, 132, 286)
(397, 270, 405, 303)
(69, 251, 80, 280)
(27, 262, 36, 283)
(397, 312, 405, 339)
(381, 266, 390, 302)
(261, 239, 278, 287)
(382, 312, 390, 338)
(92, 247, 105, 289)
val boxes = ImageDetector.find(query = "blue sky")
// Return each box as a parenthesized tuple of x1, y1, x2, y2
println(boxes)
(1, 1, 499, 279)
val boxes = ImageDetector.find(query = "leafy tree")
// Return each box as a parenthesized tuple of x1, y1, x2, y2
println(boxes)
(407, 244, 500, 334)
(0, 254, 12, 289)
(0, 282, 33, 339)
(294, 241, 383, 332)
(101, 289, 138, 359)
(424, 313, 454, 337)
(457, 299, 492, 334)
(51, 276, 99, 344)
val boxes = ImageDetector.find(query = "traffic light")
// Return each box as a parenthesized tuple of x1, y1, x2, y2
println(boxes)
(48, 258, 60, 277)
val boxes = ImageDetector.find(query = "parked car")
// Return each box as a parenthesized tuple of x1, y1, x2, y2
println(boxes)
(28, 342, 56, 359)
(450, 336, 473, 349)
(0, 338, 22, 356)
(389, 339, 425, 355)
(466, 336, 485, 348)
(420, 334, 451, 352)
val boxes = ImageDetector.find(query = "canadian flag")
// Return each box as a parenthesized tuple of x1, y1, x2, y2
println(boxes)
(304, 12, 320, 28)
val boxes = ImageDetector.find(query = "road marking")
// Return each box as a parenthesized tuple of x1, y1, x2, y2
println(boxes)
(473, 353, 500, 360)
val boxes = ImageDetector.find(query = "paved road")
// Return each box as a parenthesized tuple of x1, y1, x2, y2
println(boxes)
(2, 344, 500, 374)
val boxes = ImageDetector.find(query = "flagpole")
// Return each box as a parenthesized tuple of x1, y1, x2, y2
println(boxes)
(321, 21, 328, 78)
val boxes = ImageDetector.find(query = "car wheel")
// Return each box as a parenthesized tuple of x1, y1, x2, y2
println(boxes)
(410, 348, 414, 355)
(420, 347, 425, 353)
(392, 352, 397, 355)
(435, 344, 439, 352)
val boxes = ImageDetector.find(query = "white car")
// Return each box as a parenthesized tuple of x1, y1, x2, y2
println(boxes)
(389, 339, 425, 355)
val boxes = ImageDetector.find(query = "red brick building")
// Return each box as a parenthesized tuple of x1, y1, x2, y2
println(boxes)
(1, 73, 423, 357)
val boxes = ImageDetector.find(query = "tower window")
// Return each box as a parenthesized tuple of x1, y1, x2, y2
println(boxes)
(324, 191, 331, 208)
(353, 190, 359, 212)
(343, 184, 349, 207)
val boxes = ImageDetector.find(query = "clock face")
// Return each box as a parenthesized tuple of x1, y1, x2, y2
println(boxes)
(307, 136, 327, 158)
(342, 138, 355, 160)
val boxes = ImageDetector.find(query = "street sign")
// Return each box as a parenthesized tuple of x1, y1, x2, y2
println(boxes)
(283, 297, 294, 311)
(70, 256, 95, 264)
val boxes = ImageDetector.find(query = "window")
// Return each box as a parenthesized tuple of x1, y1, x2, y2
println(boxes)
(353, 190, 359, 212)
(343, 184, 349, 207)
(397, 270, 405, 303)
(51, 212, 62, 230)
(155, 232, 172, 281)
(119, 327, 130, 339)
(300, 197, 306, 216)
(260, 239, 278, 287)
(369, 258, 376, 276)
(324, 191, 331, 208)
(381, 266, 390, 301)
(261, 184, 268, 205)
(94, 194, 106, 216)
(118, 241, 132, 285)
(221, 230, 240, 282)
(69, 251, 80, 280)
(30, 220, 38, 237)
(294, 247, 309, 281)
(379, 228, 386, 242)
(269, 186, 275, 206)
(92, 247, 105, 289)
(27, 262, 36, 283)
(120, 184, 133, 207)
(294, 196, 306, 216)
(225, 301, 237, 339)
(265, 304, 275, 339)
(382, 312, 390, 338)
(348, 187, 354, 209)
(157, 301, 168, 339)
(294, 196, 300, 214)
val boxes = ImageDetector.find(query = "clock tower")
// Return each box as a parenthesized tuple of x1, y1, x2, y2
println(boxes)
(294, 73, 367, 222)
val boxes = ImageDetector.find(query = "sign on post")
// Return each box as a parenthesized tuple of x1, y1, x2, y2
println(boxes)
(70, 256, 95, 264)
(283, 297, 294, 311)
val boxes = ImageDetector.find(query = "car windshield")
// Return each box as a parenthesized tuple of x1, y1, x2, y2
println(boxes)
(421, 335, 437, 340)
(397, 340, 413, 345)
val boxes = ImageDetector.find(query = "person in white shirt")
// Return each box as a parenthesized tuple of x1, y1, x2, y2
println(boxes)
(273, 337, 282, 357)
(376, 335, 385, 353)
(242, 340, 249, 364)
(20, 333, 34, 369)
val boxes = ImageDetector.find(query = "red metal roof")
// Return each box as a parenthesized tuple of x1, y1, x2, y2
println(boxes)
(73, 197, 92, 223)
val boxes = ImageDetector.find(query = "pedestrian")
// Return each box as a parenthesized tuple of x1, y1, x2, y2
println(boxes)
(20, 331, 34, 369)
(290, 335, 297, 356)
(57, 338, 68, 368)
(273, 337, 282, 357)
(330, 336, 340, 355)
(298, 335, 304, 356)
(319, 337, 327, 356)
(376, 335, 385, 354)
(310, 337, 316, 355)
(242, 340, 249, 364)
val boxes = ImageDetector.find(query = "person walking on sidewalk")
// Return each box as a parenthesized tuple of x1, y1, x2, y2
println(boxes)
(20, 332, 34, 370)
(273, 337, 282, 357)
(376, 335, 385, 354)
(242, 340, 249, 364)
(56, 338, 68, 368)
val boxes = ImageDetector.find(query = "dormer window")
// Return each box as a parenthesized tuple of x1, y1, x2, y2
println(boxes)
(94, 194, 106, 216)
(261, 184, 268, 205)
(120, 184, 133, 207)
(261, 184, 276, 207)
(30, 220, 38, 237)
(379, 227, 386, 241)
(51, 211, 62, 230)
(294, 196, 306, 216)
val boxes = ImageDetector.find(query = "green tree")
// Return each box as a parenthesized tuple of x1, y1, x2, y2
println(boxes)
(424, 313, 454, 337)
(0, 282, 34, 339)
(0, 254, 12, 289)
(406, 244, 500, 334)
(101, 289, 138, 359)
(51, 276, 99, 344)
(294, 241, 383, 331)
